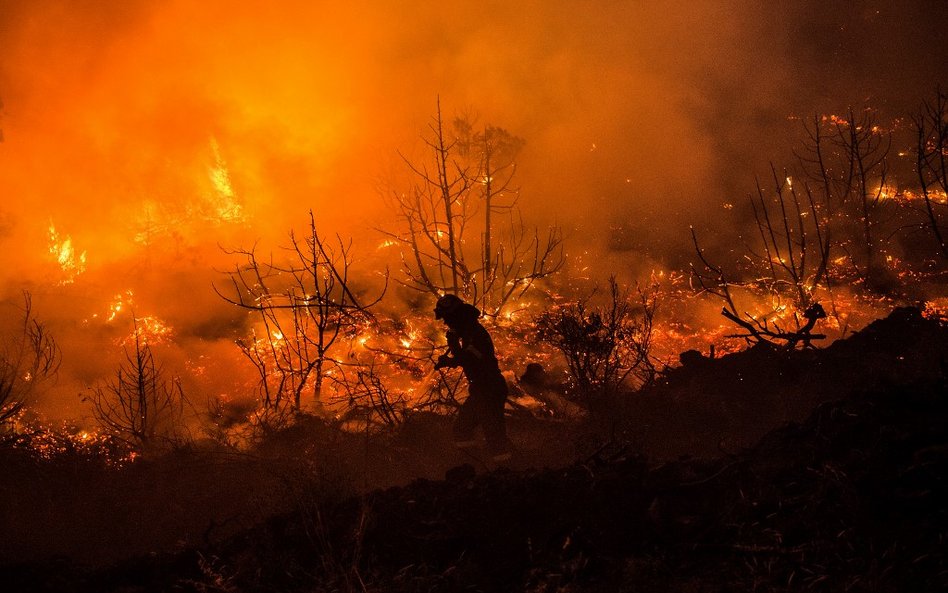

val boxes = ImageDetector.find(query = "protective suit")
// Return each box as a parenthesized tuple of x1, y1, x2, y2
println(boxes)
(434, 295, 511, 459)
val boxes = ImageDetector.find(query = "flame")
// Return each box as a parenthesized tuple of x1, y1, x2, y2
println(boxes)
(129, 316, 174, 345)
(902, 188, 948, 205)
(208, 137, 244, 223)
(48, 222, 87, 283)
(107, 290, 135, 322)
(874, 183, 897, 201)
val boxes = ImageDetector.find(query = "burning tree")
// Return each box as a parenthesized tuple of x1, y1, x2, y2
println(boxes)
(535, 278, 656, 417)
(0, 292, 60, 435)
(382, 101, 563, 314)
(217, 211, 385, 413)
(88, 319, 185, 452)
(912, 88, 948, 260)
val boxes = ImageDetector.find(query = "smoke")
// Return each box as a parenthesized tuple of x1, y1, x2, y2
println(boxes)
(0, 0, 945, 419)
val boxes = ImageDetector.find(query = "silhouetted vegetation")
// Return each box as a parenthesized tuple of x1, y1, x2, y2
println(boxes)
(381, 101, 564, 314)
(535, 277, 657, 415)
(3, 308, 946, 592)
(87, 319, 186, 453)
(913, 88, 948, 259)
(0, 292, 60, 435)
(216, 211, 386, 414)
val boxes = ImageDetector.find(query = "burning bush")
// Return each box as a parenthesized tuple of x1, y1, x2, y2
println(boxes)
(535, 278, 656, 417)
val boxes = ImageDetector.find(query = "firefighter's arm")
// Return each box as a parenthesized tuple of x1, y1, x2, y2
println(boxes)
(434, 353, 457, 370)
(434, 346, 484, 370)
(450, 344, 485, 367)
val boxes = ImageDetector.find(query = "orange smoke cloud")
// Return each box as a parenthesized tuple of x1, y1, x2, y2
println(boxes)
(0, 0, 944, 420)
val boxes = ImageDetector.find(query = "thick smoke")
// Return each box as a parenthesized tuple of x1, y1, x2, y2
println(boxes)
(0, 0, 945, 419)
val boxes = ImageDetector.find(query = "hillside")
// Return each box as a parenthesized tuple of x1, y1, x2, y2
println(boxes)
(4, 308, 948, 592)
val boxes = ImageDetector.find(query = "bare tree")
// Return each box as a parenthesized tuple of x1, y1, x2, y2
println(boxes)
(691, 160, 834, 348)
(1, 292, 60, 432)
(691, 107, 900, 347)
(535, 278, 656, 415)
(88, 319, 184, 451)
(217, 211, 385, 412)
(912, 89, 948, 259)
(383, 101, 563, 314)
(796, 108, 891, 287)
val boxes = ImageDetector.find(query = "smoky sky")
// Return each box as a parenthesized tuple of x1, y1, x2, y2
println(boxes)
(1, 1, 945, 259)
(0, 0, 945, 417)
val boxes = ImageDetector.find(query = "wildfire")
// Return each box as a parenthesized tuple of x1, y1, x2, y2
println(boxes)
(83, 290, 175, 345)
(127, 316, 174, 345)
(107, 290, 135, 322)
(923, 298, 948, 320)
(821, 114, 850, 126)
(48, 222, 87, 283)
(19, 422, 131, 465)
(874, 183, 898, 201)
(208, 138, 244, 223)
(901, 188, 948, 205)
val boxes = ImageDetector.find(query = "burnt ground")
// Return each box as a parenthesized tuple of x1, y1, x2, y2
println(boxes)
(3, 307, 948, 592)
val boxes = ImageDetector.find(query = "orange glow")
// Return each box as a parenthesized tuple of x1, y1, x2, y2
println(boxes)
(106, 291, 134, 323)
(48, 223, 87, 283)
(123, 316, 174, 346)
(0, 0, 943, 431)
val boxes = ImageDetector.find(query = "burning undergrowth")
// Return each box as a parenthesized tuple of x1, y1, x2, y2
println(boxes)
(3, 88, 947, 455)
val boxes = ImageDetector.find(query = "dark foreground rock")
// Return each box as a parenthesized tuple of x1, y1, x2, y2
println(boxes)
(625, 306, 948, 459)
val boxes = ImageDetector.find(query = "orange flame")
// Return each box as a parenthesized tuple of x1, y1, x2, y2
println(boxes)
(48, 222, 87, 283)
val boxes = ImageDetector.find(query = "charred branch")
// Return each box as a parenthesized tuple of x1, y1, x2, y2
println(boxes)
(912, 88, 948, 259)
(382, 103, 563, 315)
(88, 319, 185, 452)
(0, 292, 61, 432)
(216, 211, 386, 411)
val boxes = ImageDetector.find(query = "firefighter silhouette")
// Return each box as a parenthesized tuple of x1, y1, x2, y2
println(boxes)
(433, 294, 512, 461)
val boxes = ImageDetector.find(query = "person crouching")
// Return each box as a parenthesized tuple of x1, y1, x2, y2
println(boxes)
(433, 294, 512, 461)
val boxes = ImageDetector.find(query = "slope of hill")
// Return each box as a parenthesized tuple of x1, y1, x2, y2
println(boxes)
(5, 307, 947, 592)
